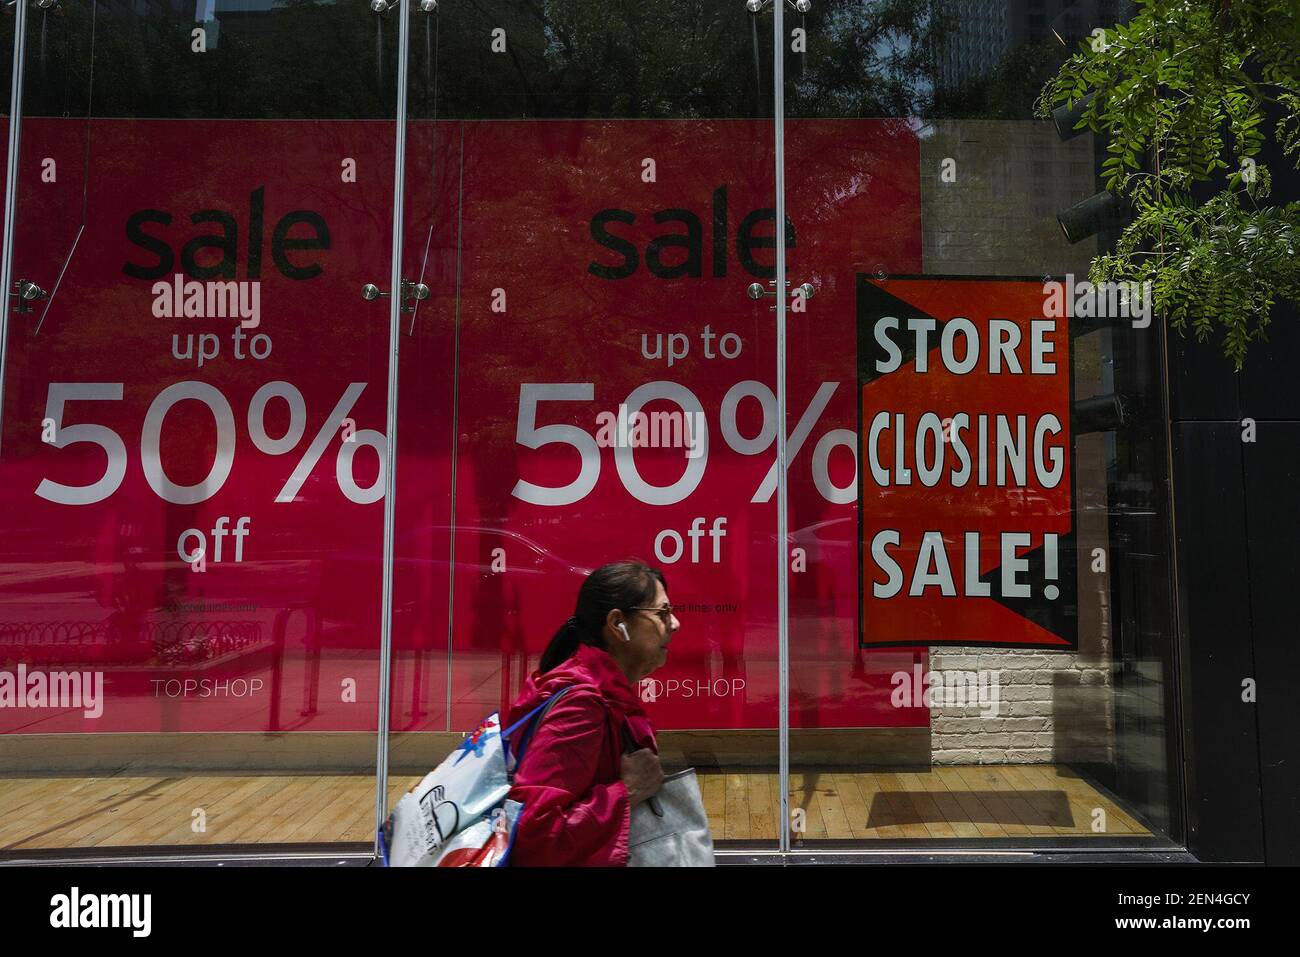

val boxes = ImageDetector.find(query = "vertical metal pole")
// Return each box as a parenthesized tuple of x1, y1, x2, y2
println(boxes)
(0, 0, 30, 455)
(772, 0, 791, 855)
(374, 0, 410, 858)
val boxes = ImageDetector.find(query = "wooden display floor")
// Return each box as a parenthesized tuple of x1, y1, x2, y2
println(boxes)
(0, 764, 1148, 851)
(707, 765, 1151, 840)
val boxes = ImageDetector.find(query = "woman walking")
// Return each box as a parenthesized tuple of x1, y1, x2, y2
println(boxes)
(504, 560, 680, 866)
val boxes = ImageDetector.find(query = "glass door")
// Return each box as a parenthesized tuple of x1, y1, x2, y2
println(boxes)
(780, 0, 1182, 850)
(0, 0, 409, 856)
(382, 0, 788, 855)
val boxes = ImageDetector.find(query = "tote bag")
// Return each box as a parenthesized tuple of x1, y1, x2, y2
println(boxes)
(627, 767, 716, 867)
(620, 725, 715, 867)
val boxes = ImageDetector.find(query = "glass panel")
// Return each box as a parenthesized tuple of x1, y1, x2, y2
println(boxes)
(782, 0, 1180, 847)
(381, 0, 785, 854)
(0, 0, 16, 385)
(384, 0, 456, 775)
(0, 1, 404, 853)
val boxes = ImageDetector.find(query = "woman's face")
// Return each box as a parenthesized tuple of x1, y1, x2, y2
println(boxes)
(612, 580, 680, 684)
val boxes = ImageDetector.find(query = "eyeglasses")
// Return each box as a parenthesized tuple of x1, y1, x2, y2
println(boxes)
(631, 604, 676, 625)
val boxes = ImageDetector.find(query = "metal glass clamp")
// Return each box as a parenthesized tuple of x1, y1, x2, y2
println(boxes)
(746, 0, 812, 13)
(362, 280, 430, 313)
(370, 0, 437, 13)
(10, 279, 47, 314)
(747, 279, 815, 301)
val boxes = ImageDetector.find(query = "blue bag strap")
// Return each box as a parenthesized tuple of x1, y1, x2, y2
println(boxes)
(503, 685, 576, 770)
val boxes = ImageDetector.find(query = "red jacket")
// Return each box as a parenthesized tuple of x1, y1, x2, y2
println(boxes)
(504, 643, 657, 867)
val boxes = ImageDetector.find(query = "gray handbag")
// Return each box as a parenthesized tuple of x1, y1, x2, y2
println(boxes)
(627, 766, 716, 867)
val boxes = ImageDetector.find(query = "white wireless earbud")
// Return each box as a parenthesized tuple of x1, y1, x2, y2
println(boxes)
(617, 622, 631, 641)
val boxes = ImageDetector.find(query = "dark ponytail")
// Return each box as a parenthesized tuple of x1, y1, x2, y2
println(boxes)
(539, 560, 667, 673)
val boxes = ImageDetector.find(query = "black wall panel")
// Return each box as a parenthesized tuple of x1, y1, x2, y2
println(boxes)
(1238, 300, 1300, 421)
(1242, 421, 1300, 864)
(1167, 329, 1241, 423)
(1171, 421, 1265, 862)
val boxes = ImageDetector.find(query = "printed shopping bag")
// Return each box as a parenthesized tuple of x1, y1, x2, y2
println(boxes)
(431, 800, 523, 867)
(382, 688, 573, 867)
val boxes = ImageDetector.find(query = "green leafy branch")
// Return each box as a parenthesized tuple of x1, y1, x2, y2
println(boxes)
(1035, 0, 1300, 369)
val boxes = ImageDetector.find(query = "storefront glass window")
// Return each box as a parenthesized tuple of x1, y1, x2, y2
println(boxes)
(782, 0, 1180, 847)
(0, 0, 404, 852)
(0, 0, 1181, 858)
(384, 0, 785, 849)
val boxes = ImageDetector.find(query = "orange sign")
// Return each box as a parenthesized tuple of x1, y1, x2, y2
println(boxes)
(858, 277, 1076, 649)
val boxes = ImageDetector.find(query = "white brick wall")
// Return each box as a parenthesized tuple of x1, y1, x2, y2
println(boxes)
(929, 643, 1115, 764)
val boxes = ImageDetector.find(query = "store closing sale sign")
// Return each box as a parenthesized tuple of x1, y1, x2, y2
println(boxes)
(857, 277, 1077, 650)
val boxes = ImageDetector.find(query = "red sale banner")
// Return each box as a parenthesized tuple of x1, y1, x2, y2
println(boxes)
(446, 119, 925, 730)
(857, 277, 1077, 649)
(0, 116, 929, 734)
(0, 117, 437, 734)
